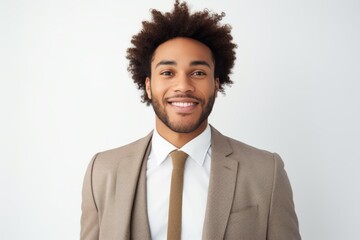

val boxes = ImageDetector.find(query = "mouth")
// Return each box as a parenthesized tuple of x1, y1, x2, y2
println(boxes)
(170, 101, 197, 107)
(166, 96, 201, 113)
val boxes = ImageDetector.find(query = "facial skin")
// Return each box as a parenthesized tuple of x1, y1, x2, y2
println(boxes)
(145, 37, 219, 147)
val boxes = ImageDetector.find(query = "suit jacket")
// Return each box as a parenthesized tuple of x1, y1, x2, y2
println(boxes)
(81, 126, 301, 240)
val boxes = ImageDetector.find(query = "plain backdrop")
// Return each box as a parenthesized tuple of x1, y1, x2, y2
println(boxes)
(1, 0, 359, 239)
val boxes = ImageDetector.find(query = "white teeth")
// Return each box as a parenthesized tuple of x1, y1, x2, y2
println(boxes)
(171, 102, 195, 107)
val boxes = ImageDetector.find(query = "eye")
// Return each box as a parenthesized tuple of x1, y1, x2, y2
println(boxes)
(160, 70, 173, 76)
(192, 71, 206, 77)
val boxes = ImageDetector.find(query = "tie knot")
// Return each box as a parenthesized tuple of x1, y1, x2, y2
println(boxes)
(170, 150, 188, 169)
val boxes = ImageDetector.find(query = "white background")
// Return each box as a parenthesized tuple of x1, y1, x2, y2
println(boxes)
(1, 0, 359, 239)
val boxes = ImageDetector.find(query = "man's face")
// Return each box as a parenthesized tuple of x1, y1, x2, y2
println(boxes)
(145, 37, 219, 134)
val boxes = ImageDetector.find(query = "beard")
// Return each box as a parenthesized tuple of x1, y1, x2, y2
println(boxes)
(150, 91, 216, 134)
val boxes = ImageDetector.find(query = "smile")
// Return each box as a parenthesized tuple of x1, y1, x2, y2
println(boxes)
(166, 97, 200, 113)
(171, 102, 196, 107)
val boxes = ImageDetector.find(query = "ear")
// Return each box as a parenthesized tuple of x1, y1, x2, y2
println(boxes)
(145, 77, 152, 99)
(215, 78, 220, 97)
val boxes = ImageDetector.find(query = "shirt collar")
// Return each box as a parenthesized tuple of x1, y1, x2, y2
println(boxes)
(151, 124, 211, 167)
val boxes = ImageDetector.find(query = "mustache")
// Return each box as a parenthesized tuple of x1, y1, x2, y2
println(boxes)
(164, 94, 203, 103)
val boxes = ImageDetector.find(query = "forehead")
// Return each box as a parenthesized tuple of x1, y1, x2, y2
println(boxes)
(151, 37, 214, 66)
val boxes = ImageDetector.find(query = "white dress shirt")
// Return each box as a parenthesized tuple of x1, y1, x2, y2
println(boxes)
(146, 125, 212, 240)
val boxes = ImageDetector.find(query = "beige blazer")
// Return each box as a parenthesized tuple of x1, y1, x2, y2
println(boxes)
(81, 126, 301, 240)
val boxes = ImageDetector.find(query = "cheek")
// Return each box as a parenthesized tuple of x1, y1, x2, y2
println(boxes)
(199, 82, 217, 97)
(151, 81, 169, 98)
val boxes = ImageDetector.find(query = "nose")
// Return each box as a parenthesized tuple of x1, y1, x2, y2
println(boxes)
(173, 73, 195, 93)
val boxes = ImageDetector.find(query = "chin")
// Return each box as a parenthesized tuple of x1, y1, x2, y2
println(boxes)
(167, 120, 206, 134)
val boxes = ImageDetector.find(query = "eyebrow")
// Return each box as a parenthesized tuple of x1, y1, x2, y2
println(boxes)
(155, 60, 211, 69)
(190, 60, 211, 68)
(155, 60, 176, 69)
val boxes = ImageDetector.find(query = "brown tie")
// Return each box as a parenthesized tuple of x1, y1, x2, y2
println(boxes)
(167, 150, 188, 240)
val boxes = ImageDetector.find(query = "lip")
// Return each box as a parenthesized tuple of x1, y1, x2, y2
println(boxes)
(167, 97, 200, 114)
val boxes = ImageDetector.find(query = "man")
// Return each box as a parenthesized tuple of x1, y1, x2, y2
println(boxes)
(80, 1, 301, 239)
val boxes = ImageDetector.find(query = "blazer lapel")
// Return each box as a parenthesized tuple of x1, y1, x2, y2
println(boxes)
(202, 127, 238, 240)
(131, 143, 152, 239)
(112, 132, 152, 240)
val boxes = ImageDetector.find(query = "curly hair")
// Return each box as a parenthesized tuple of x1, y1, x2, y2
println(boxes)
(126, 0, 237, 105)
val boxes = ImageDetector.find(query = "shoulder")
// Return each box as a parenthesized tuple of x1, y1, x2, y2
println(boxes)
(228, 135, 275, 160)
(90, 131, 153, 170)
(211, 126, 287, 197)
(211, 126, 283, 167)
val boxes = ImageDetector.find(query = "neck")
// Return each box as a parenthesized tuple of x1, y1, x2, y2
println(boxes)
(155, 118, 208, 148)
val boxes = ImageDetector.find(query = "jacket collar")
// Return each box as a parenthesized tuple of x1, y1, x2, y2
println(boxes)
(202, 126, 238, 239)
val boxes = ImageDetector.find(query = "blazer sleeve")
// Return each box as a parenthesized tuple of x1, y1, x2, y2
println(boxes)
(80, 154, 100, 240)
(267, 153, 301, 240)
